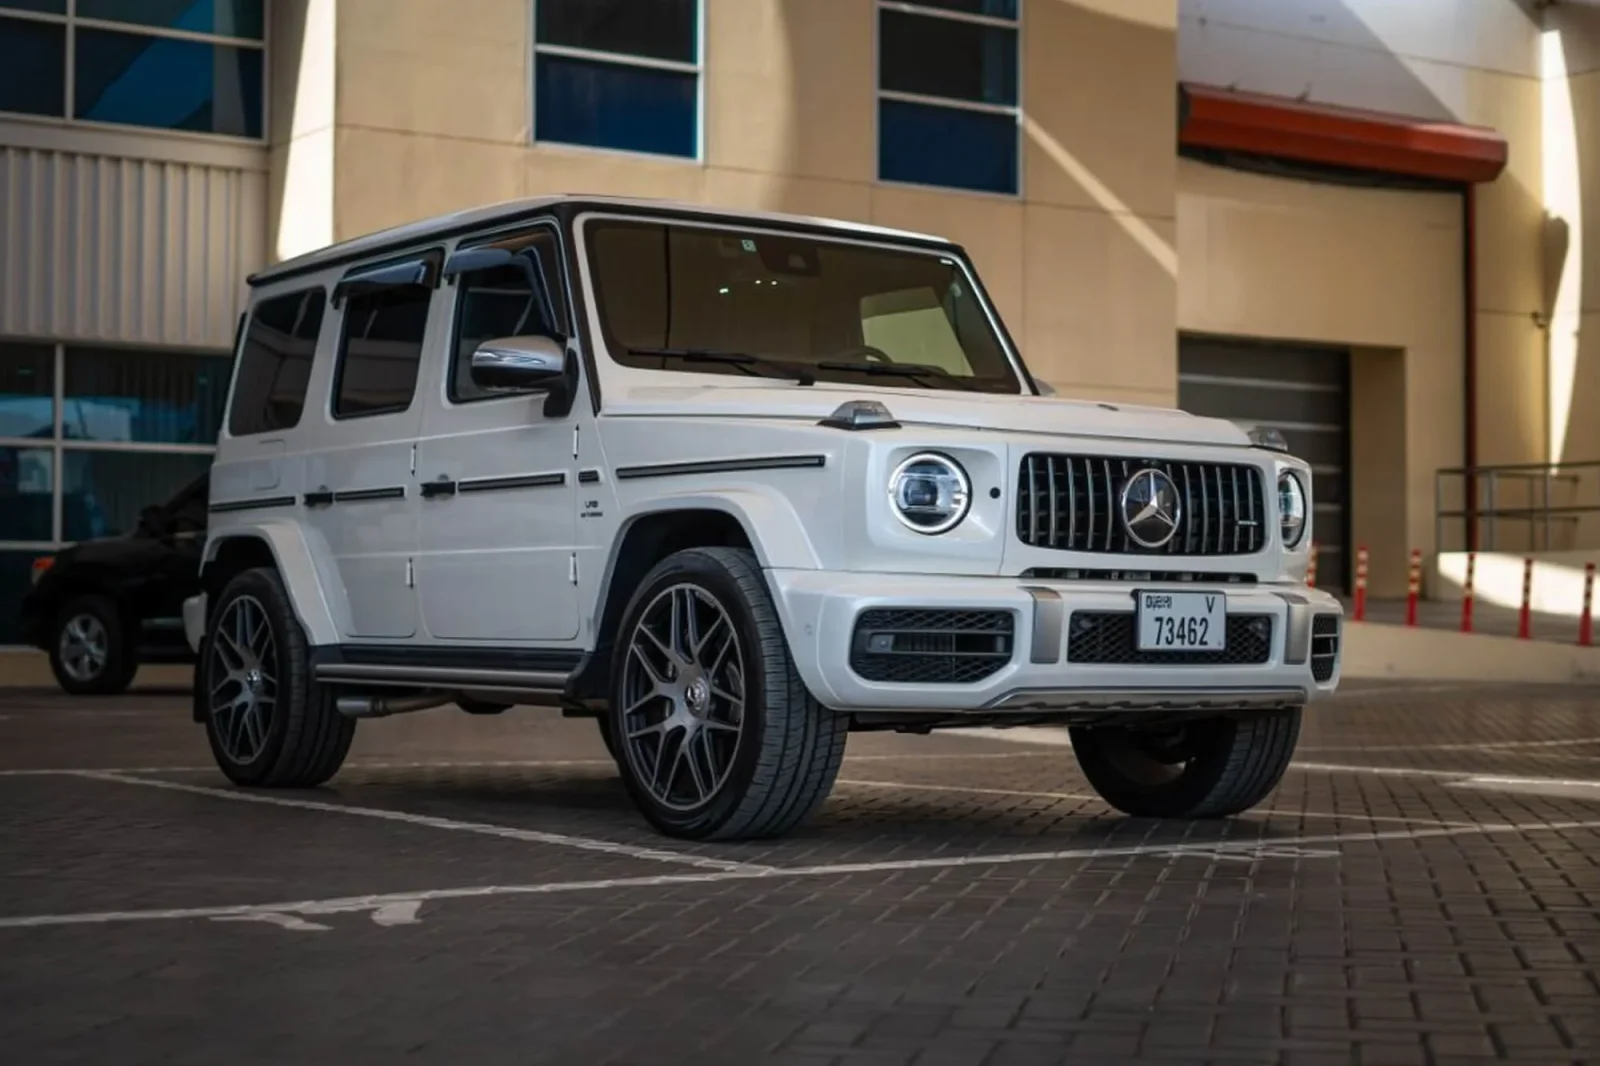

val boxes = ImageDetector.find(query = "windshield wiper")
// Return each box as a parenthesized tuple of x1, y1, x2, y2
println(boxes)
(814, 360, 952, 388)
(627, 346, 815, 386)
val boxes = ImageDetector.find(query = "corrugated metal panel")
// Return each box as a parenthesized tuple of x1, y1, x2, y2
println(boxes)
(0, 141, 266, 349)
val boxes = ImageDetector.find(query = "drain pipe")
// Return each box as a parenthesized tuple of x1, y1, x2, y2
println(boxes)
(1463, 182, 1479, 552)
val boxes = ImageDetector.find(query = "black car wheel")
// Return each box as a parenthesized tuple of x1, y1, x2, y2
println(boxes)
(48, 595, 137, 696)
(202, 567, 354, 788)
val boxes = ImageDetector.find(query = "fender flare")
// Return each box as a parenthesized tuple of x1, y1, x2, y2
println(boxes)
(201, 519, 344, 647)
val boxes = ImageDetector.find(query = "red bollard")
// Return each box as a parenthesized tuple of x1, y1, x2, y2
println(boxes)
(1306, 541, 1319, 587)
(1460, 551, 1476, 633)
(1353, 545, 1368, 622)
(1579, 563, 1595, 647)
(1518, 557, 1534, 640)
(1405, 549, 1422, 627)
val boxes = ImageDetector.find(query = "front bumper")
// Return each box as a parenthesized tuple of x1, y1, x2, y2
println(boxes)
(768, 570, 1343, 714)
(182, 593, 207, 654)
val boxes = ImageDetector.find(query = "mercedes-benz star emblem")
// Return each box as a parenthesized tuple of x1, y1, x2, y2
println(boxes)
(1119, 467, 1182, 549)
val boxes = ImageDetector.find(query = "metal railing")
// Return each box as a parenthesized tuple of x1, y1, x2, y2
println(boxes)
(1435, 460, 1600, 553)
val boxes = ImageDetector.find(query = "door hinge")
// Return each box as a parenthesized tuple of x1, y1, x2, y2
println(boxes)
(409, 444, 417, 475)
(568, 553, 578, 585)
(572, 424, 580, 459)
(406, 558, 415, 588)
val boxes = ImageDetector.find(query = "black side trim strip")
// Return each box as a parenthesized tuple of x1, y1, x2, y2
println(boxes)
(209, 495, 296, 514)
(578, 469, 602, 484)
(319, 644, 585, 674)
(333, 486, 406, 503)
(457, 472, 567, 494)
(614, 455, 827, 481)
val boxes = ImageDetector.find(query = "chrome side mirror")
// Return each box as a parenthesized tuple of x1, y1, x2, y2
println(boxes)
(469, 335, 569, 391)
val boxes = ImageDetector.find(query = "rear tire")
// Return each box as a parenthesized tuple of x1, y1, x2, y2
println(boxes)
(607, 546, 846, 841)
(201, 567, 354, 788)
(49, 595, 137, 696)
(1069, 709, 1301, 818)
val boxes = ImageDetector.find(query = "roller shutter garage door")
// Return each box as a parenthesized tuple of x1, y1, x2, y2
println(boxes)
(1177, 335, 1350, 592)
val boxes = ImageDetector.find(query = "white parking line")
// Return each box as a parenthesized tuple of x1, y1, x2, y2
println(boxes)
(62, 771, 765, 873)
(3, 815, 1599, 932)
(834, 778, 1480, 828)
(1299, 736, 1600, 754)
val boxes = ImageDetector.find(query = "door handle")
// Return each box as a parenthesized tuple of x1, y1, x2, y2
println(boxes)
(303, 488, 334, 507)
(420, 478, 457, 499)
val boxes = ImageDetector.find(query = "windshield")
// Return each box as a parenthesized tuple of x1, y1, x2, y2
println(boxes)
(584, 218, 1025, 394)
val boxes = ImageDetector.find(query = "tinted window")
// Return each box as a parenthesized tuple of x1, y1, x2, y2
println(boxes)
(333, 285, 432, 419)
(229, 288, 325, 437)
(588, 219, 1020, 394)
(535, 54, 696, 158)
(75, 26, 263, 137)
(536, 0, 695, 63)
(879, 9, 1017, 107)
(450, 233, 569, 404)
(0, 342, 54, 440)
(63, 348, 230, 445)
(0, 1, 65, 12)
(0, 446, 52, 541)
(879, 99, 1018, 195)
(0, 16, 65, 117)
(76, 0, 263, 39)
(62, 449, 213, 541)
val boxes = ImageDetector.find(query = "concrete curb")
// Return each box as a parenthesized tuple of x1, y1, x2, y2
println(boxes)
(1342, 621, 1600, 684)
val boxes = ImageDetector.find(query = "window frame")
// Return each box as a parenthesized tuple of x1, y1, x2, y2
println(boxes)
(328, 249, 445, 423)
(226, 285, 329, 439)
(442, 222, 573, 406)
(0, 1, 268, 143)
(873, 0, 1024, 198)
(529, 0, 706, 163)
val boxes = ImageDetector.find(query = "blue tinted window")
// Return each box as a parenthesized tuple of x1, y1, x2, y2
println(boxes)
(0, 343, 55, 440)
(537, 0, 695, 63)
(63, 348, 230, 445)
(77, 0, 263, 40)
(62, 449, 212, 541)
(0, 1, 65, 12)
(879, 98, 1017, 195)
(0, 447, 53, 541)
(0, 16, 65, 117)
(880, 9, 1017, 107)
(536, 55, 696, 158)
(75, 27, 263, 137)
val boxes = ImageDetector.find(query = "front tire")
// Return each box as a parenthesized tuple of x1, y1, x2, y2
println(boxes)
(49, 595, 137, 695)
(1069, 709, 1301, 818)
(607, 547, 847, 841)
(201, 567, 354, 788)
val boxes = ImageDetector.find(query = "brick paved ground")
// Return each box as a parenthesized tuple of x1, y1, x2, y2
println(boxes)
(2, 680, 1598, 1066)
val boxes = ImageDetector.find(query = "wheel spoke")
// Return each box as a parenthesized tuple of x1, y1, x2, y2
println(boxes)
(679, 730, 710, 801)
(629, 642, 671, 687)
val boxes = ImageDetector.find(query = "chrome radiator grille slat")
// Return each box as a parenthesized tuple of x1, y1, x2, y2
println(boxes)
(1016, 453, 1267, 557)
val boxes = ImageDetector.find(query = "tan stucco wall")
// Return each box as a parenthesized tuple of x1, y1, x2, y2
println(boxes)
(1176, 161, 1464, 596)
(268, 0, 1181, 406)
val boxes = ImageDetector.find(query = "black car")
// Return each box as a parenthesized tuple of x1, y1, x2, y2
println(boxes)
(20, 473, 210, 695)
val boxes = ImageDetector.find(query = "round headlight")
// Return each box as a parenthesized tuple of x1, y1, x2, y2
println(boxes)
(1278, 471, 1307, 549)
(888, 452, 970, 535)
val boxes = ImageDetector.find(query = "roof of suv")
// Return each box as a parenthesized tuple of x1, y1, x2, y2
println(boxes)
(249, 195, 956, 287)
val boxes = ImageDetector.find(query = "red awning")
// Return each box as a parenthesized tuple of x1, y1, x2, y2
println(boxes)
(1178, 83, 1509, 184)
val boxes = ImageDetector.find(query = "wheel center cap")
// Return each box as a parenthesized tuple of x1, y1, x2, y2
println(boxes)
(244, 669, 263, 692)
(684, 677, 710, 713)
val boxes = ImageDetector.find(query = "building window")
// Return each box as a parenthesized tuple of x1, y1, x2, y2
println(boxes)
(0, 0, 265, 139)
(876, 0, 1021, 196)
(533, 0, 701, 159)
(0, 341, 229, 644)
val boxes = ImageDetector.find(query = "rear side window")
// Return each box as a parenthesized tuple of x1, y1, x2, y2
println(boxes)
(332, 284, 432, 419)
(228, 288, 326, 437)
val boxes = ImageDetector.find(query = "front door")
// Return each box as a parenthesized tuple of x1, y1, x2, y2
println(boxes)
(413, 222, 581, 644)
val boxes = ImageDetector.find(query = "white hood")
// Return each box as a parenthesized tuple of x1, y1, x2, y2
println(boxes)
(602, 381, 1252, 448)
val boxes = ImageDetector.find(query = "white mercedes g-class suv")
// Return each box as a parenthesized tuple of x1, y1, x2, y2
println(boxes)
(188, 195, 1341, 841)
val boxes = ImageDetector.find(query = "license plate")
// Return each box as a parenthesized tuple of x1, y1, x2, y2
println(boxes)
(1136, 590, 1226, 651)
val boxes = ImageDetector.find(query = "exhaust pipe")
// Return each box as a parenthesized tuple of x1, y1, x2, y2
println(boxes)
(335, 693, 452, 719)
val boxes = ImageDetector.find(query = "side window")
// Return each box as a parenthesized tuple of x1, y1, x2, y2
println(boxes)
(332, 281, 433, 419)
(228, 287, 325, 437)
(449, 230, 569, 404)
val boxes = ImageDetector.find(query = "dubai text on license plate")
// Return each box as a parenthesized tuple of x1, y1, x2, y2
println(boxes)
(1136, 590, 1226, 651)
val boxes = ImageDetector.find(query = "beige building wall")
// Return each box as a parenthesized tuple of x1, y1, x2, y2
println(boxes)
(267, 0, 1182, 406)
